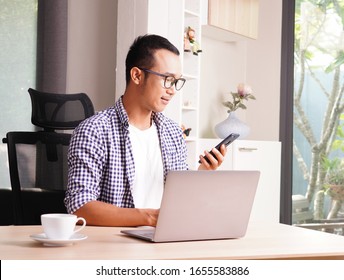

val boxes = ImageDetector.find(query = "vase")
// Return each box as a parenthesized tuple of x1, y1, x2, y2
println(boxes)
(214, 112, 250, 139)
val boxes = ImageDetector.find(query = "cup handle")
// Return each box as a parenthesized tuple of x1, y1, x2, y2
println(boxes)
(74, 217, 86, 234)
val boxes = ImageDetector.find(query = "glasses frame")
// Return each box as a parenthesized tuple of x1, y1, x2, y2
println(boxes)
(138, 67, 186, 91)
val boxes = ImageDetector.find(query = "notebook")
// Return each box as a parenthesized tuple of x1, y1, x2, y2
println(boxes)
(121, 170, 260, 242)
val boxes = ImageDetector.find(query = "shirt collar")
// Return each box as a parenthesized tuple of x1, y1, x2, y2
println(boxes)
(115, 96, 130, 129)
(115, 95, 166, 130)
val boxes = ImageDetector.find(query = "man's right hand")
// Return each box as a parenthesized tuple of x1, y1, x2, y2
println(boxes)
(140, 208, 159, 226)
(73, 200, 160, 227)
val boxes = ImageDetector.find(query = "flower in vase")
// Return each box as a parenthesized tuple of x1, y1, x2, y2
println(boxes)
(222, 83, 255, 113)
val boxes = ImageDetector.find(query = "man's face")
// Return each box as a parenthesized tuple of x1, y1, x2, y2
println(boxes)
(139, 49, 182, 112)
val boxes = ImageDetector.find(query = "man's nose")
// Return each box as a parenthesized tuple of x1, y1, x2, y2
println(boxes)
(166, 86, 176, 95)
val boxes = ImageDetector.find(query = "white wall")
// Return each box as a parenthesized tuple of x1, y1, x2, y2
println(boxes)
(200, 0, 282, 141)
(66, 0, 117, 111)
(115, 0, 149, 100)
(246, 0, 282, 141)
(199, 38, 247, 138)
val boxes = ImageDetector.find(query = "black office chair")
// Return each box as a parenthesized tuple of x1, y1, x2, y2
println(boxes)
(0, 189, 14, 225)
(28, 87, 95, 131)
(2, 88, 95, 225)
(4, 131, 71, 225)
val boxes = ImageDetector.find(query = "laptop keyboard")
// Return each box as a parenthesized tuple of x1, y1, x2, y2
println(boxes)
(136, 230, 154, 239)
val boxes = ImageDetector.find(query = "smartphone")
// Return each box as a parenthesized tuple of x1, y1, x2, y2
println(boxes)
(199, 133, 240, 164)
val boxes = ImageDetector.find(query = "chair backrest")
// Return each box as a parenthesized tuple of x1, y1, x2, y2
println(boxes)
(4, 131, 71, 225)
(28, 88, 95, 131)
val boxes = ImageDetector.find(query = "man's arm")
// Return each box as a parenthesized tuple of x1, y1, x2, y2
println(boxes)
(73, 200, 159, 227)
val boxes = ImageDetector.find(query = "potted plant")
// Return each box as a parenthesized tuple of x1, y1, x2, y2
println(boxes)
(214, 83, 255, 139)
(322, 158, 344, 218)
(222, 83, 255, 113)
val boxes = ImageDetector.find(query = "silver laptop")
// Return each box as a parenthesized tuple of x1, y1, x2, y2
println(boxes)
(121, 170, 260, 242)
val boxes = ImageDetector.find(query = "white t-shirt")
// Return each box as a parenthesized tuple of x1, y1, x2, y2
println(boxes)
(128, 122, 164, 208)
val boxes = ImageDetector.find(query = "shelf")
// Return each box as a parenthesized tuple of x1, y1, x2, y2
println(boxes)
(184, 0, 202, 16)
(182, 0, 202, 168)
(184, 137, 197, 142)
(183, 73, 198, 80)
(184, 9, 200, 18)
(202, 24, 255, 42)
(182, 106, 197, 111)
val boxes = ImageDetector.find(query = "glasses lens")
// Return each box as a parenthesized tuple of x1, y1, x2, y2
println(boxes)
(175, 79, 186, 91)
(163, 76, 186, 91)
(164, 76, 175, 89)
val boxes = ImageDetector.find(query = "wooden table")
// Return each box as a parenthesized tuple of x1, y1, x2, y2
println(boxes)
(1, 223, 344, 260)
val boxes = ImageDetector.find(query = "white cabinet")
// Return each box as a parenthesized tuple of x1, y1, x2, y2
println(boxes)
(202, 0, 259, 41)
(232, 140, 281, 224)
(198, 139, 281, 223)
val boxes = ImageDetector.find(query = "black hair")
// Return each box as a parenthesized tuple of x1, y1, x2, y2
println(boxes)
(125, 34, 180, 85)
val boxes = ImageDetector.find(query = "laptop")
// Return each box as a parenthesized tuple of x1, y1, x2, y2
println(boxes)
(121, 170, 260, 242)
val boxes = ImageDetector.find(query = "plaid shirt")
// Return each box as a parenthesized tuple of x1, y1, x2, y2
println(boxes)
(64, 96, 188, 213)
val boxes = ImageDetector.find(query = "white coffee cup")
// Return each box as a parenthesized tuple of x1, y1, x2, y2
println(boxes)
(41, 213, 86, 240)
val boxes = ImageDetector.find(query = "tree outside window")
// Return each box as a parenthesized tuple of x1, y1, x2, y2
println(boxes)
(293, 0, 344, 221)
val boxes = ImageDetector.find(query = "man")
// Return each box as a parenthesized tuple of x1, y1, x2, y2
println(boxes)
(64, 34, 227, 227)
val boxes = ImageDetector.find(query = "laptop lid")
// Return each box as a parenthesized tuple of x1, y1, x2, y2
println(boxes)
(121, 170, 260, 242)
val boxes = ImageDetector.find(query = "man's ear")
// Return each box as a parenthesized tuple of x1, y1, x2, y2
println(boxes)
(130, 67, 142, 85)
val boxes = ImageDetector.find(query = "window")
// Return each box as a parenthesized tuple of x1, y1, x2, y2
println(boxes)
(282, 0, 344, 229)
(0, 0, 37, 189)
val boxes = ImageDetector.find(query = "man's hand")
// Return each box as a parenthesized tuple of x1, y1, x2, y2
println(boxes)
(74, 201, 160, 227)
(198, 144, 227, 170)
(140, 208, 159, 226)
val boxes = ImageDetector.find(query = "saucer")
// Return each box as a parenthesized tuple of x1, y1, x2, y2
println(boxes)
(30, 233, 88, 246)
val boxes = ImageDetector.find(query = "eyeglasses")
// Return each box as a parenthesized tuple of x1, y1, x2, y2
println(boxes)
(138, 67, 186, 91)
